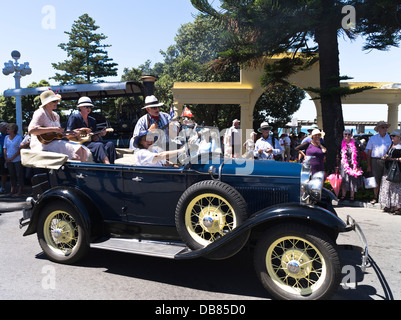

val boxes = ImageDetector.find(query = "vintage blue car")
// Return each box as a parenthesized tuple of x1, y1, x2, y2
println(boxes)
(19, 133, 367, 300)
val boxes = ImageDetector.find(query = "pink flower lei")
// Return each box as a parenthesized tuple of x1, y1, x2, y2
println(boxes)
(341, 139, 363, 178)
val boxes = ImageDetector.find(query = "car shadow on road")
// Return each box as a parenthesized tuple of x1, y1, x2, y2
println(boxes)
(334, 249, 394, 300)
(35, 245, 393, 300)
(47, 247, 270, 299)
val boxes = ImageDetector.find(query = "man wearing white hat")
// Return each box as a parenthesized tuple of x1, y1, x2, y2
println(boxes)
(365, 120, 392, 204)
(130, 95, 172, 150)
(254, 122, 282, 160)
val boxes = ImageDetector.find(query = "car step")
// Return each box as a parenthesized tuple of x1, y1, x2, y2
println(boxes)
(90, 238, 190, 259)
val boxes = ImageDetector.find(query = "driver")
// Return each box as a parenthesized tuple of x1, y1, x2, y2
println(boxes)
(133, 130, 185, 167)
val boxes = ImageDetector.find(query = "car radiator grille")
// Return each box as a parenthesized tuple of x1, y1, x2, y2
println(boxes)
(235, 186, 289, 215)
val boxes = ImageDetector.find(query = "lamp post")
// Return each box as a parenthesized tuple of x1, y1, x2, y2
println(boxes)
(2, 50, 32, 136)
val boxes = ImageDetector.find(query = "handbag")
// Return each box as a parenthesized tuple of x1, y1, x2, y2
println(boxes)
(386, 161, 401, 183)
(363, 176, 377, 189)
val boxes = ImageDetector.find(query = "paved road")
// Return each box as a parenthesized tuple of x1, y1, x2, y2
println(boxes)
(0, 197, 400, 301)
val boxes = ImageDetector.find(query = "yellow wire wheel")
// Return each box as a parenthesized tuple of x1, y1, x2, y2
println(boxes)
(37, 201, 89, 264)
(176, 180, 248, 252)
(185, 193, 237, 247)
(43, 210, 79, 256)
(265, 236, 327, 296)
(254, 223, 341, 300)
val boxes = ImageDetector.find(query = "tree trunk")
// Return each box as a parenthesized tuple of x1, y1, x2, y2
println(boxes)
(315, 19, 345, 174)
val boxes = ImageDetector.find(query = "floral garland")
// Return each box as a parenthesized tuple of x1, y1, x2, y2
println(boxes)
(341, 139, 363, 177)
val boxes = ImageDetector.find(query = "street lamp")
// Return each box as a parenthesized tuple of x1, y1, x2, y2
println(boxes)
(2, 50, 32, 135)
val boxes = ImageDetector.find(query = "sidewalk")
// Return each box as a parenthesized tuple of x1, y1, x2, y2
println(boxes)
(336, 198, 381, 210)
(0, 182, 32, 213)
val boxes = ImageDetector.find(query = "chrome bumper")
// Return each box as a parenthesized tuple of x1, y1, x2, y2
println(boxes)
(19, 197, 35, 229)
(345, 215, 369, 272)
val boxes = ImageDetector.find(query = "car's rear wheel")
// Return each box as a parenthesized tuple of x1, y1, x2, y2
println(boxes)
(37, 202, 89, 264)
(254, 223, 341, 300)
(175, 180, 248, 254)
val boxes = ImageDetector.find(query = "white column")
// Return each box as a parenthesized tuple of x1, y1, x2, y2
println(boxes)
(387, 104, 399, 131)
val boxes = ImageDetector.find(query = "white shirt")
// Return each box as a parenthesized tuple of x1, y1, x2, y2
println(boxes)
(134, 146, 165, 167)
(224, 125, 241, 156)
(254, 136, 282, 160)
(4, 134, 23, 162)
(365, 133, 392, 158)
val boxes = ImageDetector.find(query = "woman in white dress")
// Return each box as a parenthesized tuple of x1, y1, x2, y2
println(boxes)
(28, 90, 88, 161)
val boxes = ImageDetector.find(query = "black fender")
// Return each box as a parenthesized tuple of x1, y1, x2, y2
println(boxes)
(23, 186, 103, 238)
(176, 202, 346, 260)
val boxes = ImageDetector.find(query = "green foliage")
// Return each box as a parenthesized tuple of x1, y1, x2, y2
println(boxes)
(51, 14, 118, 85)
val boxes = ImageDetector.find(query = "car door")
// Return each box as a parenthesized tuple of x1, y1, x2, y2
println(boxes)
(65, 162, 126, 221)
(121, 165, 187, 226)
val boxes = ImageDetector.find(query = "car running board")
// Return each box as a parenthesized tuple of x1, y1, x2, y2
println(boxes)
(90, 238, 191, 259)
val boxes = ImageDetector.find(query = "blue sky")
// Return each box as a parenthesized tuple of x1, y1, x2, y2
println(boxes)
(1, 0, 400, 123)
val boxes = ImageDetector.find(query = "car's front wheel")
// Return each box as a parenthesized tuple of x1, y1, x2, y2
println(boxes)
(175, 180, 248, 252)
(254, 223, 341, 300)
(37, 202, 89, 264)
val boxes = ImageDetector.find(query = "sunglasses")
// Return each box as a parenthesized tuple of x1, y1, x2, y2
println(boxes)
(344, 133, 352, 136)
(149, 106, 160, 110)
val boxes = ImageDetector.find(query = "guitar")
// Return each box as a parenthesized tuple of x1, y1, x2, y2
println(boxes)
(38, 128, 114, 145)
(37, 131, 75, 145)
(68, 128, 114, 144)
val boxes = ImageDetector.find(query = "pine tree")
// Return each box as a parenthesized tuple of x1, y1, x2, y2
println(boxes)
(51, 14, 118, 84)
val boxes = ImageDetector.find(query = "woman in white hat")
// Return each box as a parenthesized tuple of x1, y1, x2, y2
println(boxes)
(28, 90, 88, 161)
(67, 96, 116, 164)
(295, 129, 326, 175)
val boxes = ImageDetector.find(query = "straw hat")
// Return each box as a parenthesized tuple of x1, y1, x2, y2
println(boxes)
(39, 90, 61, 108)
(374, 121, 390, 132)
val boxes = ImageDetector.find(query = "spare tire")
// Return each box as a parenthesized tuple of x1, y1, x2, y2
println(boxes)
(175, 180, 248, 251)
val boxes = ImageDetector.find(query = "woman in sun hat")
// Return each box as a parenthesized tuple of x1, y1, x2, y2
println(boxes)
(28, 90, 88, 161)
(296, 129, 327, 175)
(67, 96, 116, 164)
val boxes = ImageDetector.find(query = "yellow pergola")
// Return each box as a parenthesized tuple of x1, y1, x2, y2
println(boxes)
(172, 56, 401, 146)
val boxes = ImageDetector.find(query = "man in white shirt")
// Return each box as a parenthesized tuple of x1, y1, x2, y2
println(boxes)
(365, 121, 392, 204)
(254, 122, 282, 160)
(224, 119, 241, 158)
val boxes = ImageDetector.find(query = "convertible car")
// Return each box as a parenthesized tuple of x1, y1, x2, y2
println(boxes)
(19, 133, 368, 300)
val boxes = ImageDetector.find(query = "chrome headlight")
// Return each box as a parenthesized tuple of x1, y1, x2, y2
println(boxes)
(301, 170, 325, 203)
